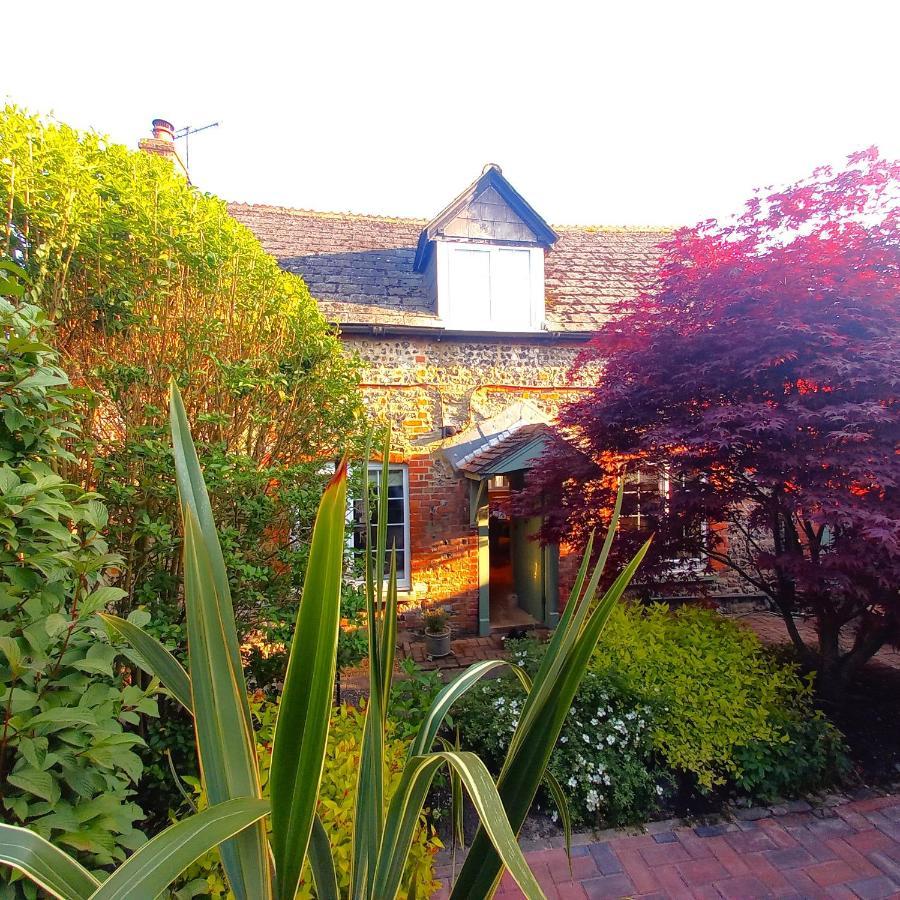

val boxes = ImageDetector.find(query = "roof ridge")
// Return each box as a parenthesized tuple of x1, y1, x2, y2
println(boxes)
(553, 223, 676, 233)
(227, 201, 427, 226)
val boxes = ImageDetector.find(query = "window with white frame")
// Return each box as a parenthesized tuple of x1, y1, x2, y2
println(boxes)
(621, 466, 707, 572)
(348, 464, 411, 589)
(438, 242, 544, 331)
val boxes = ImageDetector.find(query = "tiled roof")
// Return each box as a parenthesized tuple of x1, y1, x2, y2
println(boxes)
(228, 203, 671, 332)
(457, 422, 550, 476)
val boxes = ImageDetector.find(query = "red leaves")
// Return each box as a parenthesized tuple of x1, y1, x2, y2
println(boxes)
(528, 148, 900, 654)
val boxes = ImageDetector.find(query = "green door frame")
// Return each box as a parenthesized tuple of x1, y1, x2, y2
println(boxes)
(471, 476, 559, 636)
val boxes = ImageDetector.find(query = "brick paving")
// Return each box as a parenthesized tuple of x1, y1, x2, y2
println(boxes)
(432, 794, 900, 898)
(732, 611, 900, 673)
(399, 611, 900, 677)
(401, 632, 509, 673)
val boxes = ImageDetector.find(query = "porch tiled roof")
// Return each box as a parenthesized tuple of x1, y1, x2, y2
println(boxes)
(228, 203, 671, 332)
(457, 422, 550, 476)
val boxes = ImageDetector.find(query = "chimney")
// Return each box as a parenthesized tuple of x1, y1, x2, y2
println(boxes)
(138, 118, 189, 178)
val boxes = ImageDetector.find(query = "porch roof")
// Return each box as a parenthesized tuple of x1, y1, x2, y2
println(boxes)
(457, 423, 552, 477)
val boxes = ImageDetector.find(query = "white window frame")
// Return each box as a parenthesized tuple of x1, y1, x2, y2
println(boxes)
(622, 466, 708, 576)
(347, 463, 411, 591)
(435, 240, 545, 331)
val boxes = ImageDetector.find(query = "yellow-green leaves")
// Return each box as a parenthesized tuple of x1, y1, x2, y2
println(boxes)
(269, 460, 348, 900)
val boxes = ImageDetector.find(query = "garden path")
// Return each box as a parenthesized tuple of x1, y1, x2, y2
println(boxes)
(735, 612, 900, 673)
(433, 792, 900, 899)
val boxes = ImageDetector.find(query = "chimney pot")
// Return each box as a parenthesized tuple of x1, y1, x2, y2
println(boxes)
(151, 118, 175, 141)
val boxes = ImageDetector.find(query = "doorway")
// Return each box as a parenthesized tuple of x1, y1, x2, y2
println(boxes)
(487, 475, 542, 630)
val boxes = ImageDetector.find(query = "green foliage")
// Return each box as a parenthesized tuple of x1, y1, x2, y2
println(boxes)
(241, 582, 369, 692)
(0, 102, 363, 644)
(0, 394, 647, 899)
(732, 711, 850, 801)
(0, 283, 156, 890)
(389, 658, 445, 742)
(421, 606, 449, 635)
(179, 699, 441, 899)
(594, 603, 848, 791)
(455, 640, 667, 828)
(454, 609, 847, 828)
(0, 104, 366, 831)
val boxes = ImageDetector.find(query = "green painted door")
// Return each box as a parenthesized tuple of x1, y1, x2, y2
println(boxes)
(511, 515, 545, 622)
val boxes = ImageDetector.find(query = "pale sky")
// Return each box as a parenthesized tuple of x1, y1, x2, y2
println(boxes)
(6, 1, 899, 227)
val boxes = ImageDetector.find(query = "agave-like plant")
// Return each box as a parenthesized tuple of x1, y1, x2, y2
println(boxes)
(0, 384, 649, 899)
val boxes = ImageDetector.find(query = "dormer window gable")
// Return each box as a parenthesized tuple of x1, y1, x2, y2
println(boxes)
(414, 164, 558, 332)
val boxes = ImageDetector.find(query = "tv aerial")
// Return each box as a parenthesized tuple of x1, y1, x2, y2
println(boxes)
(174, 121, 220, 175)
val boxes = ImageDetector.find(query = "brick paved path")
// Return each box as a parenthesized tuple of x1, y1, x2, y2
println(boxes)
(433, 794, 900, 899)
(400, 632, 510, 673)
(734, 611, 900, 673)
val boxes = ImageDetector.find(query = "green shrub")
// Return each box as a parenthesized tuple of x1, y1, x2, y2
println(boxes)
(178, 698, 442, 899)
(453, 606, 848, 828)
(0, 105, 369, 832)
(732, 710, 850, 801)
(389, 658, 445, 741)
(0, 285, 157, 889)
(593, 603, 848, 793)
(455, 639, 668, 828)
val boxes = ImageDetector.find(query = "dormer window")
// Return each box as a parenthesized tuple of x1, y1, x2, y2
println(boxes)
(439, 242, 545, 331)
(414, 164, 558, 333)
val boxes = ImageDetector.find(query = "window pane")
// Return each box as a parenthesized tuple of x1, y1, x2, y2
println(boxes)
(386, 524, 405, 551)
(449, 248, 491, 324)
(493, 249, 531, 327)
(350, 466, 409, 584)
(387, 497, 405, 524)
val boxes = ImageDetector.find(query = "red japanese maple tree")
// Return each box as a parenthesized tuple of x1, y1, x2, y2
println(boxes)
(531, 149, 900, 699)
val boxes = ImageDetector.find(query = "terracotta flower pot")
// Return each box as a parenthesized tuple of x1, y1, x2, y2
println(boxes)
(424, 627, 452, 658)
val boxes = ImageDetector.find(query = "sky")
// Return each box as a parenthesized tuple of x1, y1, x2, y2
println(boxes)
(6, 1, 899, 227)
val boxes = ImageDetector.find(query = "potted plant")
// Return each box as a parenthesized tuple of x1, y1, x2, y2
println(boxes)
(423, 604, 452, 657)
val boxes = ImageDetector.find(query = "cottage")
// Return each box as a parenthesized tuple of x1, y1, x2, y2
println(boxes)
(230, 165, 669, 635)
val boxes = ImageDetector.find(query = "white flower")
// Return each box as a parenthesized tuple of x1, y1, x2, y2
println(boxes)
(590, 718, 598, 726)
(656, 785, 664, 796)
(567, 776, 577, 788)
(586, 789, 600, 812)
(551, 811, 558, 822)
(560, 735, 567, 744)
(606, 734, 616, 745)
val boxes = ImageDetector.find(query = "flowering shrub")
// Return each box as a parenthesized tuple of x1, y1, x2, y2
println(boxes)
(454, 640, 668, 827)
(453, 606, 849, 828)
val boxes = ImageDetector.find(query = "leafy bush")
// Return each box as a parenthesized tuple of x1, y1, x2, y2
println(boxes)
(732, 711, 850, 801)
(0, 285, 157, 887)
(0, 102, 364, 661)
(178, 698, 442, 899)
(455, 640, 667, 827)
(595, 603, 848, 792)
(389, 658, 445, 741)
(0, 105, 368, 832)
(453, 606, 848, 828)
